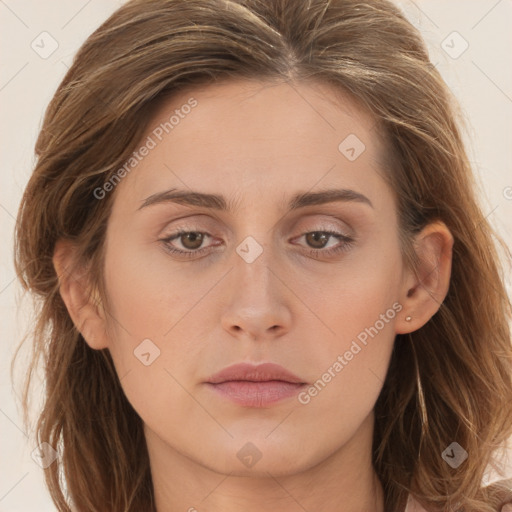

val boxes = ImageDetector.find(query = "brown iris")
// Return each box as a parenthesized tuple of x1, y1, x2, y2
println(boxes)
(305, 232, 330, 249)
(179, 232, 205, 250)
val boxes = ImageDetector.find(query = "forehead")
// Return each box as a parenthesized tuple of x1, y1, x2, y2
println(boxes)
(112, 79, 391, 214)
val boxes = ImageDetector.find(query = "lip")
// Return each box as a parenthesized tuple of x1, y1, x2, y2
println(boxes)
(204, 362, 307, 408)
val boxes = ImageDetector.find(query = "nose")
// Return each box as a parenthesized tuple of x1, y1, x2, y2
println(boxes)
(220, 241, 292, 342)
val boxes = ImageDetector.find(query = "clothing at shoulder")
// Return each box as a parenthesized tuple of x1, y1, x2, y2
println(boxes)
(404, 478, 512, 512)
(404, 494, 428, 512)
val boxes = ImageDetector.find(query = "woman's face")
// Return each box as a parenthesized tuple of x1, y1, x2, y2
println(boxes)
(98, 79, 413, 476)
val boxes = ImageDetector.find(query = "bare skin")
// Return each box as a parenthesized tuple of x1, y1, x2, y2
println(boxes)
(54, 79, 453, 512)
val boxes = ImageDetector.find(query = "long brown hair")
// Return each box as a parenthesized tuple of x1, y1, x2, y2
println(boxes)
(12, 0, 512, 510)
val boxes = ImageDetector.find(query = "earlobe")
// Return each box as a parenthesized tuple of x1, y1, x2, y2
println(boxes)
(53, 239, 109, 350)
(395, 221, 454, 335)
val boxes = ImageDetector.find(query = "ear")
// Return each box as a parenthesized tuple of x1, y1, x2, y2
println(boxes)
(395, 221, 454, 334)
(53, 239, 109, 350)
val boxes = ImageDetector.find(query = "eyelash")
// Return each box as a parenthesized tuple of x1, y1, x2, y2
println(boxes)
(159, 228, 355, 259)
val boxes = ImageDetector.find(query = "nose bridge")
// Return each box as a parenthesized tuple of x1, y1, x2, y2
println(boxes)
(233, 234, 275, 301)
(230, 198, 279, 283)
(219, 231, 292, 338)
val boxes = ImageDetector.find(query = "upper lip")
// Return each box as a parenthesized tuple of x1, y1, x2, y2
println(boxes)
(206, 362, 306, 384)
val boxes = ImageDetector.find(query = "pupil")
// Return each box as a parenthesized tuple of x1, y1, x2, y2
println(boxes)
(183, 232, 203, 249)
(308, 232, 328, 249)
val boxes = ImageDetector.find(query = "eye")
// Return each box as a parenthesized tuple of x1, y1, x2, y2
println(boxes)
(293, 230, 355, 257)
(160, 229, 218, 259)
(159, 228, 355, 260)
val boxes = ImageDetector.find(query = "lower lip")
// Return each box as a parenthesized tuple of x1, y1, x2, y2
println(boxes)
(205, 381, 306, 407)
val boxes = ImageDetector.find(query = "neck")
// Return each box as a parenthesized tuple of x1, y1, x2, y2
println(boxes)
(146, 412, 385, 512)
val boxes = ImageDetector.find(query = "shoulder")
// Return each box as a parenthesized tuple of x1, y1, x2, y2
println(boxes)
(485, 478, 512, 510)
(404, 479, 512, 512)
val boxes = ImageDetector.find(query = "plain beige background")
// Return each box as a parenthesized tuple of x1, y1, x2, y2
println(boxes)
(1, 1, 511, 510)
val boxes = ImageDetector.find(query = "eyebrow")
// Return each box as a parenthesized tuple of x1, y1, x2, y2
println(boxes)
(138, 187, 374, 212)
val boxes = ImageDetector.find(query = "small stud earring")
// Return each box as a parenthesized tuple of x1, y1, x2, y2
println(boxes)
(405, 316, 412, 322)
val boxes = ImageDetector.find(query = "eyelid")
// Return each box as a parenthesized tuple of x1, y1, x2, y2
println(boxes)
(160, 210, 355, 237)
(290, 217, 354, 238)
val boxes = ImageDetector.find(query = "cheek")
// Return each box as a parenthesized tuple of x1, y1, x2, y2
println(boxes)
(307, 230, 403, 341)
(100, 230, 227, 386)
(100, 243, 206, 429)
(102, 233, 212, 341)
(295, 238, 402, 410)
(294, 291, 398, 449)
(99, 239, 199, 391)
